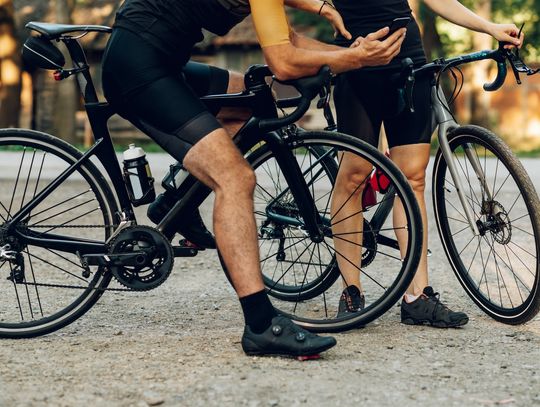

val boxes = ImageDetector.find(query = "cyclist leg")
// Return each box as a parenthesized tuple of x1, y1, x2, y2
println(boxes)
(384, 71, 432, 297)
(332, 72, 383, 300)
(102, 29, 337, 353)
(385, 73, 468, 327)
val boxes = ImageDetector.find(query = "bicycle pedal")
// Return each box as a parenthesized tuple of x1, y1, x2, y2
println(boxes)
(173, 241, 200, 257)
(178, 239, 205, 250)
(296, 354, 321, 361)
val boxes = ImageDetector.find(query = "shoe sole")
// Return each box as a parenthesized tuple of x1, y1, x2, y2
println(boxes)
(401, 316, 469, 328)
(243, 342, 336, 359)
(244, 351, 322, 361)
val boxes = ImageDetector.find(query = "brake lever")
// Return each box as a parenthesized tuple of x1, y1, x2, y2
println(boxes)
(508, 54, 522, 85)
(316, 87, 327, 109)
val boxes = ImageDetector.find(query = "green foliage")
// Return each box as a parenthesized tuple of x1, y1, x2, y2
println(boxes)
(289, 9, 336, 42)
(291, 1, 540, 61)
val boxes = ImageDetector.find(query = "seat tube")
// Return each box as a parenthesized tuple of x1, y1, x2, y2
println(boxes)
(433, 85, 480, 235)
(264, 131, 324, 241)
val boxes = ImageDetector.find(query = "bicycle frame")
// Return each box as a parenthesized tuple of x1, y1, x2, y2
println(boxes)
(8, 36, 328, 256)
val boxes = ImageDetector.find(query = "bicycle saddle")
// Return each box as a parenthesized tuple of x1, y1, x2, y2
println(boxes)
(26, 22, 112, 39)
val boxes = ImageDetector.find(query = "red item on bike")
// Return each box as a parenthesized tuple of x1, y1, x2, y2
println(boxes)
(370, 168, 391, 193)
(362, 179, 377, 207)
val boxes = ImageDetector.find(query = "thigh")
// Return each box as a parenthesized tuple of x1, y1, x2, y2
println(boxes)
(126, 75, 223, 162)
(102, 30, 224, 163)
(384, 72, 433, 148)
(182, 61, 230, 97)
(334, 72, 383, 148)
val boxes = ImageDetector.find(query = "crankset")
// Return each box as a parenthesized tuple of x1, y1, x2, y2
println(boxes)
(104, 225, 174, 291)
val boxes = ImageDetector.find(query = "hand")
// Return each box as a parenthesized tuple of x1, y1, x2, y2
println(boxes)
(351, 27, 406, 68)
(487, 23, 524, 49)
(320, 2, 352, 40)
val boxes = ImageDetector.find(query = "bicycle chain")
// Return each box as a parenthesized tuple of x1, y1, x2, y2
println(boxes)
(17, 281, 134, 292)
(29, 224, 119, 229)
(10, 225, 128, 291)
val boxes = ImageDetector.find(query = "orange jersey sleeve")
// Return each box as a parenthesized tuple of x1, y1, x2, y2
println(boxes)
(250, 0, 291, 47)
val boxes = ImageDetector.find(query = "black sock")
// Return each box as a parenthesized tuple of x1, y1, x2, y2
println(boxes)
(239, 290, 277, 334)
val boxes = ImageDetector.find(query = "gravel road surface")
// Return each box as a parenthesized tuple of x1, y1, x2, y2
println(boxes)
(1, 153, 539, 407)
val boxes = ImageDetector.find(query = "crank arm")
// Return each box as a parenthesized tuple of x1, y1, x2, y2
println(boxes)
(82, 251, 148, 267)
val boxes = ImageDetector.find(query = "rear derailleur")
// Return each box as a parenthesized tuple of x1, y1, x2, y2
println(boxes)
(2, 244, 25, 284)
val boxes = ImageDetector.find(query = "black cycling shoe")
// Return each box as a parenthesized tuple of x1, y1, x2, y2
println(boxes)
(176, 210, 216, 249)
(147, 192, 216, 249)
(337, 285, 365, 318)
(401, 286, 469, 328)
(242, 316, 337, 359)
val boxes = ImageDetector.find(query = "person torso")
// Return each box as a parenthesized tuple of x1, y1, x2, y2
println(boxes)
(113, 0, 249, 61)
(333, 0, 426, 69)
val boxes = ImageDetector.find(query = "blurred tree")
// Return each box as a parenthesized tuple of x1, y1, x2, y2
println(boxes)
(53, 0, 77, 144)
(0, 0, 21, 128)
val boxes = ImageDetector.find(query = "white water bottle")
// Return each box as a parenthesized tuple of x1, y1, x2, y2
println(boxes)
(122, 144, 155, 206)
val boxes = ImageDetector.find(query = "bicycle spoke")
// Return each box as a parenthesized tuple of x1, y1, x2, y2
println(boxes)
(20, 149, 37, 211)
(323, 240, 386, 290)
(25, 248, 44, 317)
(7, 147, 26, 220)
(26, 251, 87, 283)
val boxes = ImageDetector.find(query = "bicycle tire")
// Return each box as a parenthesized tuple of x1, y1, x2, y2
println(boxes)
(0, 129, 119, 338)
(433, 125, 540, 324)
(235, 129, 423, 332)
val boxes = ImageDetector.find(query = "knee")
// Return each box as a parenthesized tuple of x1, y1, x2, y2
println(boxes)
(401, 165, 427, 193)
(219, 163, 256, 197)
(336, 169, 372, 196)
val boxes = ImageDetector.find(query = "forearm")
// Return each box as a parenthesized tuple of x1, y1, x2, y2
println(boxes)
(423, 0, 492, 34)
(290, 30, 343, 51)
(264, 45, 361, 80)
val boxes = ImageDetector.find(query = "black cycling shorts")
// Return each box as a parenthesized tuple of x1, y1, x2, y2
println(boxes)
(101, 28, 230, 162)
(333, 68, 433, 149)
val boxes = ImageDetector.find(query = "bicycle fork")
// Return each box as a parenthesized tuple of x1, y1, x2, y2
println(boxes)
(434, 85, 493, 236)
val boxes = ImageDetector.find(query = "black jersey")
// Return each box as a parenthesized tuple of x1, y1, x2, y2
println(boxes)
(114, 0, 246, 62)
(333, 0, 426, 69)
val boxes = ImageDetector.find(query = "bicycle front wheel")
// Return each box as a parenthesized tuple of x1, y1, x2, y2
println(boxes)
(433, 125, 540, 324)
(248, 129, 423, 332)
(0, 129, 119, 338)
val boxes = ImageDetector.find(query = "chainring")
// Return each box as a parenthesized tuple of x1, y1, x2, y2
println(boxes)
(361, 219, 377, 267)
(108, 225, 174, 291)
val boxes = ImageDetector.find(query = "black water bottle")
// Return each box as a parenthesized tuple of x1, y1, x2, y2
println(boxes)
(122, 144, 155, 206)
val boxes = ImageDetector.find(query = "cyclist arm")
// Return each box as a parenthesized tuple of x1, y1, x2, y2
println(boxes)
(251, 0, 405, 80)
(289, 30, 342, 51)
(422, 0, 522, 46)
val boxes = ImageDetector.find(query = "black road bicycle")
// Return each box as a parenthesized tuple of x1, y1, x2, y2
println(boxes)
(0, 22, 423, 338)
(257, 38, 540, 325)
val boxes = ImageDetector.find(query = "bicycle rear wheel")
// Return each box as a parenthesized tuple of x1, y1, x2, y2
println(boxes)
(433, 125, 540, 324)
(246, 129, 422, 332)
(0, 129, 119, 338)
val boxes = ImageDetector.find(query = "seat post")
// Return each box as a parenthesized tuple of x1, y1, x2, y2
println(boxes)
(63, 37, 99, 104)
